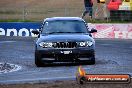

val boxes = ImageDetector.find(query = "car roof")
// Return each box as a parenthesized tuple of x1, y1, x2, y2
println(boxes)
(44, 17, 84, 22)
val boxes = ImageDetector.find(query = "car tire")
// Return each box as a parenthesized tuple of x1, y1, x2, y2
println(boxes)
(90, 59, 95, 65)
(35, 51, 43, 67)
(90, 56, 95, 65)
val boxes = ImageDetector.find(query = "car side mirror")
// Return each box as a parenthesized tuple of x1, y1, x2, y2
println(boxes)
(89, 28, 97, 33)
(32, 29, 40, 35)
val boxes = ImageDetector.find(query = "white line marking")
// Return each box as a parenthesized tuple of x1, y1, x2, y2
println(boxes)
(0, 41, 16, 43)
(0, 70, 63, 76)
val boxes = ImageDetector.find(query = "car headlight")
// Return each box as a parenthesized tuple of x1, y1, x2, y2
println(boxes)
(79, 41, 93, 47)
(39, 42, 53, 48)
(79, 42, 87, 47)
(86, 41, 93, 46)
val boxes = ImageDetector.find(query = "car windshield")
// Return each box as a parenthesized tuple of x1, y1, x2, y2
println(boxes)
(42, 20, 88, 34)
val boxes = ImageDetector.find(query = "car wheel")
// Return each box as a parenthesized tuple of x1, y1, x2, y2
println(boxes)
(35, 51, 43, 67)
(90, 57, 95, 65)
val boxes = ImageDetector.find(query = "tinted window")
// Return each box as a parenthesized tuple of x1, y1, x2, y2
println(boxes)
(42, 20, 88, 34)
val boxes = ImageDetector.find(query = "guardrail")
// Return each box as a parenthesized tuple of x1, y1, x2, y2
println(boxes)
(88, 23, 132, 39)
(0, 22, 40, 37)
(0, 22, 132, 39)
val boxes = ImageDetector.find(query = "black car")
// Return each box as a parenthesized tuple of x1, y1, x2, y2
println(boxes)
(32, 17, 97, 67)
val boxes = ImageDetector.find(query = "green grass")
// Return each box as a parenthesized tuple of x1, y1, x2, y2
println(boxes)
(0, 0, 131, 23)
(0, 19, 34, 22)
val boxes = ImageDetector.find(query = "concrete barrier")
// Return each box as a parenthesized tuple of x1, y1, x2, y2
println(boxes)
(0, 22, 40, 37)
(88, 23, 132, 39)
(0, 22, 132, 39)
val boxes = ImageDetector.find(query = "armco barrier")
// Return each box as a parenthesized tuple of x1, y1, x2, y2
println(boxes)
(89, 23, 132, 39)
(0, 22, 41, 37)
(0, 22, 132, 39)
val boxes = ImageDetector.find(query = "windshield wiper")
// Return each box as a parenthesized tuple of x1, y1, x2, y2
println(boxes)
(47, 32, 74, 34)
(46, 32, 86, 34)
(75, 32, 86, 33)
(47, 32, 66, 34)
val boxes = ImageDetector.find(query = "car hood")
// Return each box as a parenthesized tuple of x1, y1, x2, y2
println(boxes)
(37, 34, 94, 43)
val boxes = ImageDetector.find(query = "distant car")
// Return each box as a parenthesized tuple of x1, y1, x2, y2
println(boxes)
(32, 17, 97, 67)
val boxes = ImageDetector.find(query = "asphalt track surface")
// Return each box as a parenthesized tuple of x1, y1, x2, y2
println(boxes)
(0, 36, 132, 84)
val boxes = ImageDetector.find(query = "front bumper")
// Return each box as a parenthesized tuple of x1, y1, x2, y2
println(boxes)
(36, 47, 95, 62)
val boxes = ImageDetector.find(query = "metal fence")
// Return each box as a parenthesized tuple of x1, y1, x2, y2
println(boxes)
(0, 0, 131, 22)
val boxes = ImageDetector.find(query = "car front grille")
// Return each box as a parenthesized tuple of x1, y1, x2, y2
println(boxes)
(53, 42, 77, 48)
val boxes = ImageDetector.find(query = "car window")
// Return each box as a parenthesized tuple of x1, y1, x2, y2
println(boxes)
(42, 20, 88, 34)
